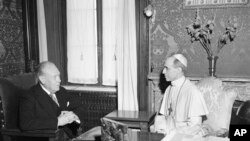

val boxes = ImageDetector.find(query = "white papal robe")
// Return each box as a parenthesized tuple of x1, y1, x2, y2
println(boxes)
(159, 76, 209, 128)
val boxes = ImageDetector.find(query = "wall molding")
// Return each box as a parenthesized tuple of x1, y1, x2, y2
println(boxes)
(63, 85, 117, 93)
(183, 0, 250, 9)
(148, 72, 250, 112)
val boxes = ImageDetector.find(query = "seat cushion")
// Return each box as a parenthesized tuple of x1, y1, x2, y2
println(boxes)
(196, 77, 237, 132)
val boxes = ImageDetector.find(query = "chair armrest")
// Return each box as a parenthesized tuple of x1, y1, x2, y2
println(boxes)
(0, 128, 61, 137)
(215, 129, 229, 138)
(148, 112, 157, 126)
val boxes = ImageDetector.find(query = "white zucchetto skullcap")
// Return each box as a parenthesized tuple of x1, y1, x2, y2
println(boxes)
(173, 54, 187, 67)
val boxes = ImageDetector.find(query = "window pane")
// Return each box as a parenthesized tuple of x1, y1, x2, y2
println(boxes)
(102, 0, 117, 86)
(67, 0, 98, 84)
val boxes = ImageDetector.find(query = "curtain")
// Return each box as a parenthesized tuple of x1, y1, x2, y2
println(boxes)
(37, 0, 48, 62)
(116, 0, 138, 111)
(44, 0, 67, 83)
(102, 0, 117, 86)
(67, 0, 98, 84)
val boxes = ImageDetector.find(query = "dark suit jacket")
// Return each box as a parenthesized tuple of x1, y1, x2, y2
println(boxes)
(19, 84, 83, 137)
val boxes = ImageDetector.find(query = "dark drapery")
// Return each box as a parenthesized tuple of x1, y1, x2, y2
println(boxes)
(23, 0, 39, 72)
(136, 0, 150, 111)
(43, 0, 67, 83)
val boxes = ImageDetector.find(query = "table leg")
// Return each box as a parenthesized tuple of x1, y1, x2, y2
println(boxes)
(140, 122, 149, 132)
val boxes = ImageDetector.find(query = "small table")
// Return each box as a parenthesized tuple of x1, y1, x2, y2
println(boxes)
(104, 110, 155, 132)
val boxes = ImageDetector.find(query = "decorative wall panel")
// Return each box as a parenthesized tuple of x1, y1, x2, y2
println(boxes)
(148, 0, 250, 112)
(150, 0, 250, 79)
(0, 0, 24, 77)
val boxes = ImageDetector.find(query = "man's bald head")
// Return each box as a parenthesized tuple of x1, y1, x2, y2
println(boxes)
(37, 61, 58, 77)
(37, 61, 61, 93)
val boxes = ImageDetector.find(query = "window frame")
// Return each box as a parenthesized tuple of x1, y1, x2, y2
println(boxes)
(66, 0, 114, 87)
(96, 0, 103, 86)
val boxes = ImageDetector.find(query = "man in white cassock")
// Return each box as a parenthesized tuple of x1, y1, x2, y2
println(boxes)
(151, 54, 209, 135)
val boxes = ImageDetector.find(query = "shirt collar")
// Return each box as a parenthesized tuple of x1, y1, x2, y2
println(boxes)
(171, 76, 185, 87)
(40, 83, 51, 95)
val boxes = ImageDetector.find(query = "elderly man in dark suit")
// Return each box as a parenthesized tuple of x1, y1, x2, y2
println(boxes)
(19, 61, 82, 139)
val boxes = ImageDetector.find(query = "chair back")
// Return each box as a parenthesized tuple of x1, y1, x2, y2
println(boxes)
(0, 73, 37, 129)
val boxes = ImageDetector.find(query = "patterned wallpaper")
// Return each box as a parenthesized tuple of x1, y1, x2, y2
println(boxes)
(0, 0, 24, 77)
(150, 0, 250, 79)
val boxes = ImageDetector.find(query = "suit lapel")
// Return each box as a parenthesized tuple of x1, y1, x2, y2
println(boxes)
(56, 88, 68, 110)
(33, 84, 60, 117)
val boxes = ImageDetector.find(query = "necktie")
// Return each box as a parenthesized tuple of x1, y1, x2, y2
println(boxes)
(50, 93, 59, 106)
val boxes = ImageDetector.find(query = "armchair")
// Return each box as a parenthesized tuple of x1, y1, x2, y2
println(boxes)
(0, 73, 65, 141)
(196, 77, 238, 137)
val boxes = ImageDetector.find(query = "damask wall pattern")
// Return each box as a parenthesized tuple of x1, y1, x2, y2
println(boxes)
(0, 0, 24, 77)
(150, 0, 250, 78)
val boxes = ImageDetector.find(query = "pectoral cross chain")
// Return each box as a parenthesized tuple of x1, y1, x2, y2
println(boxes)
(168, 103, 173, 115)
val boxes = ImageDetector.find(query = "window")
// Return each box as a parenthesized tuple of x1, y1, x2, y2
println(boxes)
(66, 0, 117, 86)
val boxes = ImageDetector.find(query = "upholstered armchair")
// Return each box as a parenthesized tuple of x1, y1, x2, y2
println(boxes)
(196, 77, 238, 137)
(0, 73, 65, 141)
